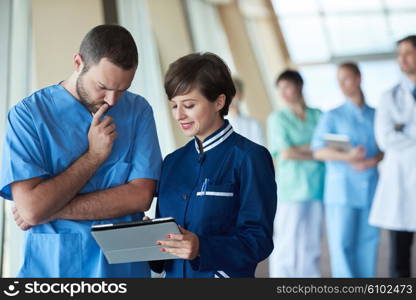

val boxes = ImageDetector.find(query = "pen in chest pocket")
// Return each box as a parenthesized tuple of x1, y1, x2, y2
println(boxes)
(201, 178, 209, 195)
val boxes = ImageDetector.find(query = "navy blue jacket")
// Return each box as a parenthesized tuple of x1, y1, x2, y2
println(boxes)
(155, 121, 277, 278)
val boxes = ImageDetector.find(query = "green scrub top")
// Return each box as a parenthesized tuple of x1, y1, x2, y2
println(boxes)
(267, 106, 325, 203)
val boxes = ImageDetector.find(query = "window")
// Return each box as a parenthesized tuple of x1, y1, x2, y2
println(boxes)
(185, 0, 236, 72)
(0, 0, 12, 277)
(1, 0, 32, 277)
(272, 0, 416, 109)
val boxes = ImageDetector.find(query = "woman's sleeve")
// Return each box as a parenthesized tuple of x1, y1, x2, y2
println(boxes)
(311, 111, 333, 151)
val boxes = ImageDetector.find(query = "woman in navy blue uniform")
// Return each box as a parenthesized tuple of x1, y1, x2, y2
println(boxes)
(152, 53, 277, 278)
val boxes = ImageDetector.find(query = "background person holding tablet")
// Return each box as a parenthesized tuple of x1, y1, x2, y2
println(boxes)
(311, 62, 383, 277)
(151, 52, 277, 278)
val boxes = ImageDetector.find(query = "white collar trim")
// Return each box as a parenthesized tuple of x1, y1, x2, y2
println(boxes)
(195, 124, 233, 154)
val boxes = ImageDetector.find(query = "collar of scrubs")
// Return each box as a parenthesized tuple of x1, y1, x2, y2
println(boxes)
(344, 98, 369, 114)
(280, 106, 313, 122)
(50, 83, 95, 119)
(194, 120, 234, 154)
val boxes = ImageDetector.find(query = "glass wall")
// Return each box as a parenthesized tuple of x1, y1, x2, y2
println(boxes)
(272, 0, 416, 110)
(0, 0, 33, 277)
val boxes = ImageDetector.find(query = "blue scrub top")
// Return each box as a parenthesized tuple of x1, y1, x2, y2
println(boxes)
(155, 120, 277, 278)
(311, 100, 379, 208)
(0, 84, 162, 277)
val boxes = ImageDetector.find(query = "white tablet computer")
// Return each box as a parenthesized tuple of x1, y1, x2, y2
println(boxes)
(324, 133, 352, 152)
(91, 217, 180, 264)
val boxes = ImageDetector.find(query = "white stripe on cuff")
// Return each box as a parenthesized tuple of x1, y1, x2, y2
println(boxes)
(217, 270, 230, 278)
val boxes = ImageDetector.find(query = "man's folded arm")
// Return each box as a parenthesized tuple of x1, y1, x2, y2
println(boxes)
(53, 178, 156, 221)
(11, 152, 103, 226)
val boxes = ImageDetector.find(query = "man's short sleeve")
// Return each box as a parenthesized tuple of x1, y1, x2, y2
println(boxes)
(0, 104, 50, 200)
(127, 103, 162, 182)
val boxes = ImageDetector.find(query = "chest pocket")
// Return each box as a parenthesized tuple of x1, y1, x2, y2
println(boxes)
(196, 183, 237, 233)
(82, 161, 132, 193)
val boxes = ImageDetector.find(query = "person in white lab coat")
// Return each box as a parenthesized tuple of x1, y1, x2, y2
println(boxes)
(226, 77, 265, 146)
(369, 35, 416, 278)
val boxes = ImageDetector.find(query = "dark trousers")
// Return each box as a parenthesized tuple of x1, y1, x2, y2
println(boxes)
(389, 230, 414, 277)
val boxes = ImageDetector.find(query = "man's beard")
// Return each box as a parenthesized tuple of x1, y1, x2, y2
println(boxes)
(75, 75, 100, 113)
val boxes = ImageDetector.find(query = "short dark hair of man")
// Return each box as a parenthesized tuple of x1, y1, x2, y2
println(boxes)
(397, 35, 416, 48)
(276, 69, 304, 92)
(164, 52, 236, 118)
(79, 24, 138, 73)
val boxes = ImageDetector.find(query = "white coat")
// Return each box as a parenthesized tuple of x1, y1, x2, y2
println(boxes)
(369, 77, 416, 231)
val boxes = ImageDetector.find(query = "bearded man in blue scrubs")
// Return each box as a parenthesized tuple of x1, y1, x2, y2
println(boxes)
(0, 25, 162, 277)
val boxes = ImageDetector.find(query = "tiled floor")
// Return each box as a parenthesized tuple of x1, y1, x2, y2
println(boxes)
(256, 229, 416, 278)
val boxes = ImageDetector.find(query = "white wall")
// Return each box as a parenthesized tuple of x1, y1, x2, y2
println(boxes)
(1, 0, 32, 277)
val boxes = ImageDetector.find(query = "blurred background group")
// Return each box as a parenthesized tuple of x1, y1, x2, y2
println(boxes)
(1, 0, 415, 277)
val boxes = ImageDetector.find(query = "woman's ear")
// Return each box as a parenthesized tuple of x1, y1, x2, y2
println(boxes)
(215, 94, 226, 112)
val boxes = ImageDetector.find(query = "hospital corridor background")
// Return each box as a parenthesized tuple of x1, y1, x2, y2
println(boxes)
(0, 0, 416, 278)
